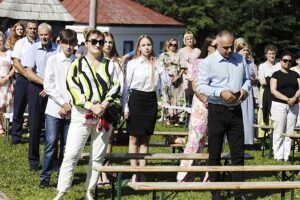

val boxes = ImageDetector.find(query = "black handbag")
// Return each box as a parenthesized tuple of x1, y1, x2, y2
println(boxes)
(103, 104, 122, 124)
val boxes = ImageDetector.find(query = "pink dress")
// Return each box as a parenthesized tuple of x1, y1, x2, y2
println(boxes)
(177, 59, 208, 182)
(0, 51, 13, 112)
(178, 47, 201, 99)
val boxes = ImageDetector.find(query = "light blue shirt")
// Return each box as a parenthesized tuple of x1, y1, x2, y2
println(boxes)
(24, 41, 58, 78)
(197, 50, 251, 106)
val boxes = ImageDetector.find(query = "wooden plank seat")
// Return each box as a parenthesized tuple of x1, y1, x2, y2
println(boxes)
(104, 153, 253, 162)
(128, 181, 300, 200)
(253, 124, 274, 158)
(93, 164, 300, 200)
(128, 181, 300, 190)
(282, 133, 300, 164)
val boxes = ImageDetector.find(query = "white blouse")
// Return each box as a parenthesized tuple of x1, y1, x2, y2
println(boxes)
(258, 61, 280, 85)
(123, 56, 171, 112)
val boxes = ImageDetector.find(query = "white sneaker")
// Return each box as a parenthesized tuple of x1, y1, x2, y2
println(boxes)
(86, 189, 94, 200)
(53, 191, 65, 200)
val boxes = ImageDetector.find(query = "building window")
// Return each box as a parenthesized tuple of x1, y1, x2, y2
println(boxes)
(123, 41, 133, 55)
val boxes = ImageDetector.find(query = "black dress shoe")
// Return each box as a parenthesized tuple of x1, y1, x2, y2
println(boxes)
(39, 179, 50, 188)
(11, 140, 21, 145)
(29, 165, 40, 172)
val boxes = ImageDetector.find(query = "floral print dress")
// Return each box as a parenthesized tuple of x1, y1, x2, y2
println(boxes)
(0, 51, 13, 112)
(177, 59, 208, 182)
(159, 52, 186, 119)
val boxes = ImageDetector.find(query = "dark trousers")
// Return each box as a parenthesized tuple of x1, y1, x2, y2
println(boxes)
(207, 104, 244, 200)
(262, 87, 272, 124)
(28, 82, 47, 169)
(11, 74, 29, 142)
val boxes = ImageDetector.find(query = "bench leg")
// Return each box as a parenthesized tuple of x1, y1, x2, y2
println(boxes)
(152, 191, 156, 200)
(4, 117, 9, 144)
(292, 139, 296, 164)
(117, 172, 122, 200)
(261, 131, 267, 157)
(269, 131, 273, 159)
(159, 192, 165, 200)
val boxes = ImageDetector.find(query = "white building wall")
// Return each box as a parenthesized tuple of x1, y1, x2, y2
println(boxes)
(66, 24, 186, 56)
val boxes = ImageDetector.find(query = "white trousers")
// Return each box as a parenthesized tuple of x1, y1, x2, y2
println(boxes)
(271, 101, 298, 160)
(57, 106, 112, 193)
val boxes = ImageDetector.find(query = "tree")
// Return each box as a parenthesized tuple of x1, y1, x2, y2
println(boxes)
(134, 0, 300, 62)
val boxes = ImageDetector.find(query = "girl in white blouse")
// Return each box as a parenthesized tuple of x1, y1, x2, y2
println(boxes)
(123, 35, 171, 182)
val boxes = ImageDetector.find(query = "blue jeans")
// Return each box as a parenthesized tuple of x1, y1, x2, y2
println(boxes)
(40, 114, 70, 181)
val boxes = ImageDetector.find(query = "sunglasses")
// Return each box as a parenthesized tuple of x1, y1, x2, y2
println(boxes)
(282, 59, 293, 63)
(88, 39, 104, 46)
(169, 43, 178, 47)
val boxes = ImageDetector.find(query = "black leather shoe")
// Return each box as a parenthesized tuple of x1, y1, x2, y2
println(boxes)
(11, 140, 21, 145)
(39, 179, 50, 189)
(29, 165, 40, 172)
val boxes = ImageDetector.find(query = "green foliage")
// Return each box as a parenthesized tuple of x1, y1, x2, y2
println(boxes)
(134, 0, 300, 62)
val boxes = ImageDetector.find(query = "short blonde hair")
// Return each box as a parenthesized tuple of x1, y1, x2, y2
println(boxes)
(183, 31, 196, 46)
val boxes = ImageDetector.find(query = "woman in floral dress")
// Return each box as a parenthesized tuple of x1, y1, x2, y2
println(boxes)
(177, 36, 216, 182)
(0, 32, 14, 135)
(159, 38, 186, 124)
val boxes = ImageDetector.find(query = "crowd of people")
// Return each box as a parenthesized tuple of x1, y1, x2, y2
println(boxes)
(0, 20, 300, 200)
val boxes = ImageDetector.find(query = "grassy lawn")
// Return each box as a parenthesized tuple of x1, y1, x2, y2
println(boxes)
(0, 123, 300, 200)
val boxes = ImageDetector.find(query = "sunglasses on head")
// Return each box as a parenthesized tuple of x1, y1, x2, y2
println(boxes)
(88, 39, 104, 46)
(282, 59, 293, 63)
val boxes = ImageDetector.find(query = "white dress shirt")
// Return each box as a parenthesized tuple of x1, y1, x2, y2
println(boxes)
(44, 52, 76, 119)
(123, 56, 171, 112)
(11, 37, 35, 66)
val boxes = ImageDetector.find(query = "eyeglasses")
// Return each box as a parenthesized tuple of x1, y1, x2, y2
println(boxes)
(169, 43, 178, 47)
(282, 59, 293, 63)
(88, 39, 104, 46)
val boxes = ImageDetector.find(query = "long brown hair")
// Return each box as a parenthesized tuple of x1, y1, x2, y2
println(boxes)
(133, 35, 155, 59)
(102, 32, 119, 63)
(133, 35, 156, 89)
(7, 22, 25, 50)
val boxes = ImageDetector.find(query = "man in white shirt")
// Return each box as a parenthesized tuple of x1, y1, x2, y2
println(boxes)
(11, 21, 38, 144)
(39, 29, 77, 188)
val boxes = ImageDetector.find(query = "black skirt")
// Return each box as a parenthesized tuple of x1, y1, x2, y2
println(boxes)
(127, 90, 157, 136)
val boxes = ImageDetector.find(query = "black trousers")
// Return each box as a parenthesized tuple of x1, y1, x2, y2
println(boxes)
(262, 87, 272, 124)
(207, 104, 244, 200)
(11, 74, 29, 142)
(28, 82, 47, 169)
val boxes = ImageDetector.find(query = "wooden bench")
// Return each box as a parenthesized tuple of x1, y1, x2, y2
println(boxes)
(92, 164, 300, 200)
(282, 133, 300, 164)
(253, 124, 274, 158)
(128, 182, 300, 200)
(92, 153, 253, 200)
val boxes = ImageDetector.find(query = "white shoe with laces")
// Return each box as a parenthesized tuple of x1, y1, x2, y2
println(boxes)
(86, 189, 94, 200)
(53, 191, 65, 200)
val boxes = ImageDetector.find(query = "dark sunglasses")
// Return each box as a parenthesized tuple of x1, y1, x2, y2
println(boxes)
(88, 39, 104, 46)
(282, 59, 293, 63)
(169, 43, 178, 47)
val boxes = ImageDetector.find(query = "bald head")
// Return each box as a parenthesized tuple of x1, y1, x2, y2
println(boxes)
(216, 30, 234, 59)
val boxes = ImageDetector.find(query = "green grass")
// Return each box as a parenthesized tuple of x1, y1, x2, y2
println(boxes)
(0, 123, 300, 200)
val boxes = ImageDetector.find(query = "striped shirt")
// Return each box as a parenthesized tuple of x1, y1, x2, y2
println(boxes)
(66, 56, 120, 110)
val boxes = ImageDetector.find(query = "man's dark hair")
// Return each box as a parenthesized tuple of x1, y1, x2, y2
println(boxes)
(59, 29, 77, 45)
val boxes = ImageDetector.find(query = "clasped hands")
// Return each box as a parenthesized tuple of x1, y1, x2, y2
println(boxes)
(90, 100, 109, 117)
(220, 89, 248, 104)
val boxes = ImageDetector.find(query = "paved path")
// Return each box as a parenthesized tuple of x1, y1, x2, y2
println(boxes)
(0, 192, 10, 200)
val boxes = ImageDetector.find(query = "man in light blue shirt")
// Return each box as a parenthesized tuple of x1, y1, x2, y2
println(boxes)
(24, 23, 58, 172)
(197, 30, 250, 200)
